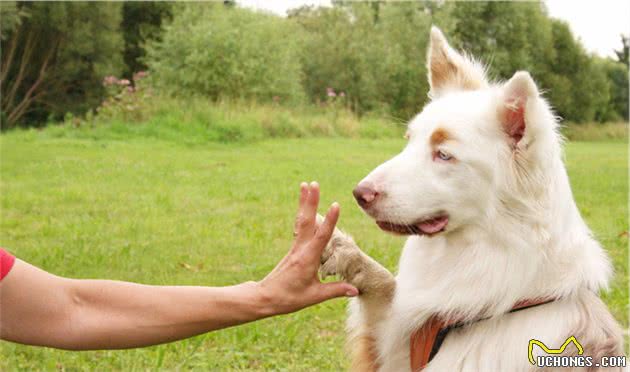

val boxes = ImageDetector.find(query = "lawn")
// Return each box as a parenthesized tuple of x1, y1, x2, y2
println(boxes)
(0, 135, 627, 370)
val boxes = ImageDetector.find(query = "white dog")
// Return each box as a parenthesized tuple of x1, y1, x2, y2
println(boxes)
(320, 27, 624, 372)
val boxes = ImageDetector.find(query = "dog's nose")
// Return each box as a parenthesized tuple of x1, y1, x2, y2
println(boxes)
(353, 183, 379, 209)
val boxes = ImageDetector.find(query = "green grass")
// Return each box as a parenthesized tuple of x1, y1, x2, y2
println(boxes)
(0, 133, 627, 370)
(562, 122, 628, 142)
(50, 96, 405, 144)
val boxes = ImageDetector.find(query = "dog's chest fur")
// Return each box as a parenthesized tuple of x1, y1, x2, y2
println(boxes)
(359, 223, 621, 371)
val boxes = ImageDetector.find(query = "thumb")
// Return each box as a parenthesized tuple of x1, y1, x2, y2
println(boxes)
(315, 282, 359, 302)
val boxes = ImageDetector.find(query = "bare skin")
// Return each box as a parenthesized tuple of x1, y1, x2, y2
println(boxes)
(0, 182, 358, 350)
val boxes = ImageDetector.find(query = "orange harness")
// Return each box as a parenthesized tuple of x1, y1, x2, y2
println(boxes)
(409, 298, 554, 371)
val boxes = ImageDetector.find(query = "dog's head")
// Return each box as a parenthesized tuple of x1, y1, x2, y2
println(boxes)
(354, 27, 558, 237)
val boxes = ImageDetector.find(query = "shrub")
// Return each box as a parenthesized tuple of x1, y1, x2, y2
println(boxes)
(38, 92, 403, 144)
(292, 3, 432, 120)
(562, 122, 628, 142)
(144, 4, 305, 104)
(96, 71, 153, 123)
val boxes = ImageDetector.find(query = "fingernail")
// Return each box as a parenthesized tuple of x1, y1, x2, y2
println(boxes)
(346, 287, 359, 297)
(331, 202, 339, 209)
(310, 181, 319, 188)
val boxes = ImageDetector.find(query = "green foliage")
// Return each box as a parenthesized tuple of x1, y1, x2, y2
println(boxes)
(120, 2, 172, 77)
(0, 2, 124, 128)
(546, 20, 609, 122)
(96, 72, 153, 123)
(444, 2, 554, 81)
(562, 122, 628, 142)
(292, 3, 432, 119)
(1, 1, 628, 128)
(599, 58, 629, 121)
(440, 3, 627, 123)
(591, 58, 623, 123)
(39, 94, 402, 144)
(144, 4, 305, 103)
(0, 2, 28, 40)
(614, 35, 629, 65)
(0, 135, 627, 369)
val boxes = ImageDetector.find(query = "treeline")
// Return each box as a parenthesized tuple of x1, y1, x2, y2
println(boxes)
(1, 1, 628, 130)
(0, 2, 170, 128)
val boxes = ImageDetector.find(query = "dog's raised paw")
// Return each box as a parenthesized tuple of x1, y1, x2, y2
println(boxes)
(316, 214, 361, 280)
(320, 235, 355, 279)
(317, 214, 396, 297)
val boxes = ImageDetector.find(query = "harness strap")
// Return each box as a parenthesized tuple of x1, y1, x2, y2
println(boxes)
(409, 298, 554, 371)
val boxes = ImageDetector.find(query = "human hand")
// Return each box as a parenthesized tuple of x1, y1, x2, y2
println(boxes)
(256, 182, 358, 316)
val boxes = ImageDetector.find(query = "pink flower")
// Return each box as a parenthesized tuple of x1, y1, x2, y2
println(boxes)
(118, 79, 131, 86)
(339, 91, 346, 97)
(127, 86, 135, 93)
(133, 71, 148, 81)
(103, 76, 118, 86)
(326, 87, 336, 97)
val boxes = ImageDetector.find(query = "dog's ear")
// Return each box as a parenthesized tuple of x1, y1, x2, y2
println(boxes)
(497, 71, 539, 145)
(427, 26, 488, 98)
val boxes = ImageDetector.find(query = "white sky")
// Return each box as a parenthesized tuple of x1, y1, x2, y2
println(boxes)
(238, 0, 629, 58)
(546, 0, 629, 57)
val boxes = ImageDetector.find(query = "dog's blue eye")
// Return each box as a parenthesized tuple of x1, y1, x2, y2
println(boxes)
(437, 150, 452, 161)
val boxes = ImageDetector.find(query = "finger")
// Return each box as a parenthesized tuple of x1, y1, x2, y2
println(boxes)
(313, 282, 359, 303)
(293, 182, 308, 237)
(309, 202, 340, 257)
(298, 182, 308, 208)
(295, 181, 319, 242)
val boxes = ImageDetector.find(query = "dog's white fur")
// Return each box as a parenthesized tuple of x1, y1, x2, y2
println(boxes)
(321, 27, 623, 371)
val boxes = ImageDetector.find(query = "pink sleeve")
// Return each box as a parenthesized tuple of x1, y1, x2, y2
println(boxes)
(0, 248, 16, 280)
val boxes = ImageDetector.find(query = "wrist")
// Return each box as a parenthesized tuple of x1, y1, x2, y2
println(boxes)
(241, 281, 276, 319)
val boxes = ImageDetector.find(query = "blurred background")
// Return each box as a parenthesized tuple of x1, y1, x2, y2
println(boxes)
(0, 1, 627, 370)
(0, 1, 628, 138)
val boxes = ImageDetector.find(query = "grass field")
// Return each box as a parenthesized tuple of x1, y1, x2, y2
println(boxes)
(0, 134, 627, 370)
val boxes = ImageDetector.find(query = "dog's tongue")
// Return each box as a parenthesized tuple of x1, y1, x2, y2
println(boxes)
(416, 216, 448, 234)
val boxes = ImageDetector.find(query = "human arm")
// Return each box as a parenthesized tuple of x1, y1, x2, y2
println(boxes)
(0, 182, 357, 350)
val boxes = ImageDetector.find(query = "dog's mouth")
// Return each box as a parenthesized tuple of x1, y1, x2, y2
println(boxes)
(376, 215, 449, 236)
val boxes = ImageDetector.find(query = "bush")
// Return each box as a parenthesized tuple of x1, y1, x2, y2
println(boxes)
(33, 93, 403, 144)
(2, 1, 627, 128)
(562, 122, 628, 142)
(96, 71, 153, 123)
(292, 3, 432, 120)
(144, 4, 305, 104)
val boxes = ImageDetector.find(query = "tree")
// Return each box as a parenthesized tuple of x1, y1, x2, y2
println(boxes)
(1, 1, 626, 127)
(445, 2, 553, 81)
(292, 2, 432, 119)
(144, 4, 305, 103)
(1, 2, 124, 128)
(596, 58, 629, 121)
(121, 2, 172, 78)
(546, 20, 608, 122)
(0, 2, 28, 41)
(614, 35, 629, 65)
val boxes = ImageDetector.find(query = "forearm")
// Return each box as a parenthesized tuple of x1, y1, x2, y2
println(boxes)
(1, 260, 275, 350)
(60, 279, 272, 350)
(1, 183, 355, 351)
